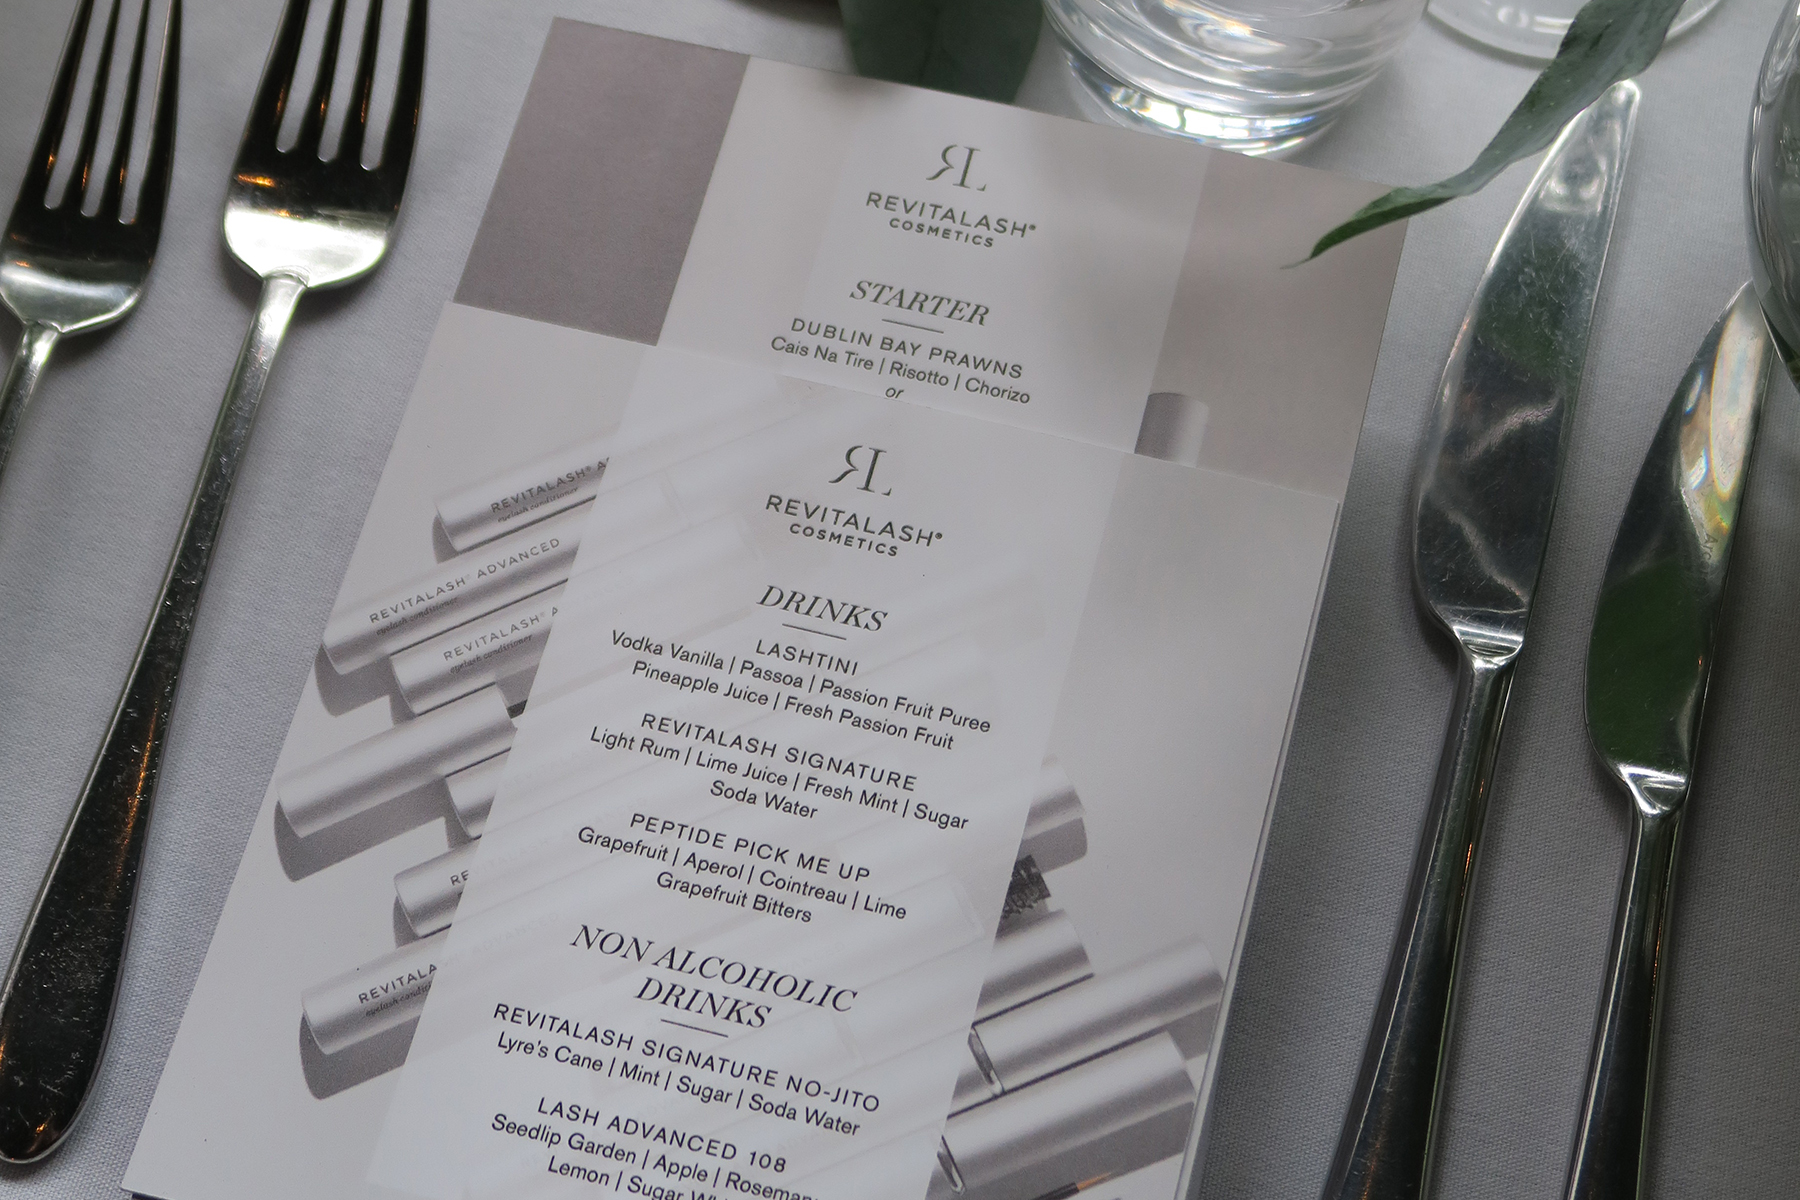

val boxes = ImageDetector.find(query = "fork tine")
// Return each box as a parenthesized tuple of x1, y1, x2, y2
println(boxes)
(67, 0, 125, 210)
(334, 0, 383, 167)
(96, 0, 152, 220)
(241, 0, 312, 153)
(16, 0, 98, 208)
(127, 0, 178, 236)
(373, 0, 425, 202)
(293, 0, 348, 158)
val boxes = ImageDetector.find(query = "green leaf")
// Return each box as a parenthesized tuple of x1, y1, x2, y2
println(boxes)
(1305, 0, 1685, 261)
(839, 0, 1043, 103)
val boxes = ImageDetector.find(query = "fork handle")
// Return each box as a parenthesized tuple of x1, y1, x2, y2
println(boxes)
(0, 322, 62, 481)
(1563, 808, 1682, 1200)
(0, 273, 305, 1163)
(1322, 641, 1517, 1200)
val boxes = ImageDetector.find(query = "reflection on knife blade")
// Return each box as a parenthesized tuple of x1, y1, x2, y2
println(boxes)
(1563, 285, 1773, 1200)
(1323, 80, 1641, 1200)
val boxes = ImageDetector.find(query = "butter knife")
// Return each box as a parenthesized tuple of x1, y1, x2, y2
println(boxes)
(1565, 286, 1772, 1200)
(1323, 81, 1640, 1200)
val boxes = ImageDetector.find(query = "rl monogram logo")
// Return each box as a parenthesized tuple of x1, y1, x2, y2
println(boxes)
(829, 446, 892, 495)
(926, 144, 986, 191)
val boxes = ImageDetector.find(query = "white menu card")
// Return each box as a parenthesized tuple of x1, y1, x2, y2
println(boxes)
(371, 351, 1121, 1199)
(122, 17, 1405, 1200)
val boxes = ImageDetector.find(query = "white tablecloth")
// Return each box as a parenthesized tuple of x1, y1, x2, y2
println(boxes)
(0, 0, 1788, 1195)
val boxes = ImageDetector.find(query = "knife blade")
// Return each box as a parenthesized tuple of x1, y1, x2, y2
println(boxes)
(1324, 80, 1640, 1200)
(1564, 286, 1772, 1200)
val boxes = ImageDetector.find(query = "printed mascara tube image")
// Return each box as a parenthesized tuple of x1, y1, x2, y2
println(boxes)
(276, 686, 515, 837)
(436, 435, 612, 551)
(322, 502, 588, 675)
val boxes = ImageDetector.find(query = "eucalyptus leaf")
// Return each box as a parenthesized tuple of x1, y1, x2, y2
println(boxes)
(1306, 0, 1684, 260)
(839, 0, 1042, 102)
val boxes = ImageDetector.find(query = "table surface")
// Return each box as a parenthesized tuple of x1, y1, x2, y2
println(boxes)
(0, 0, 1792, 1196)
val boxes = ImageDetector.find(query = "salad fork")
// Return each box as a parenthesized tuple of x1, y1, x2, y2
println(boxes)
(0, 0, 179, 479)
(0, 0, 425, 1163)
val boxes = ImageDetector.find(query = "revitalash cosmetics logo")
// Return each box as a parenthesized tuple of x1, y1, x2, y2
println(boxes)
(764, 444, 944, 558)
(828, 445, 891, 495)
(928, 143, 986, 190)
(861, 141, 1039, 249)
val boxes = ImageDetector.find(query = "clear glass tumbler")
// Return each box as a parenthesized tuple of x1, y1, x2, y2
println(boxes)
(1044, 0, 1429, 155)
(1426, 0, 1720, 61)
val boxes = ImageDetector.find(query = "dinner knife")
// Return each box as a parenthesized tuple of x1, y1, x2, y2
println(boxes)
(1323, 81, 1639, 1200)
(1564, 297, 1773, 1200)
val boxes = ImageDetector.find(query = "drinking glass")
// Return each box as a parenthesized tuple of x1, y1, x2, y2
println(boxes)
(1426, 0, 1720, 60)
(1044, 0, 1430, 155)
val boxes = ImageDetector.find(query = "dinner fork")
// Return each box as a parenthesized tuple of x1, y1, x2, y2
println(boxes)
(0, 0, 425, 1163)
(0, 0, 179, 480)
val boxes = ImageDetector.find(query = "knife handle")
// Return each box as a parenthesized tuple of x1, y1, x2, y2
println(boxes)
(1322, 642, 1516, 1200)
(1564, 808, 1682, 1200)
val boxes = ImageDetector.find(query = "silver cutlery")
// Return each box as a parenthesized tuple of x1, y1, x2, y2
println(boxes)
(1557, 13, 1800, 1197)
(0, 0, 425, 1162)
(1323, 81, 1639, 1200)
(1563, 287, 1772, 1200)
(0, 0, 179, 480)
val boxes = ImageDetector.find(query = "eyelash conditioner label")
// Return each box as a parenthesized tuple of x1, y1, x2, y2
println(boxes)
(367, 349, 1122, 1200)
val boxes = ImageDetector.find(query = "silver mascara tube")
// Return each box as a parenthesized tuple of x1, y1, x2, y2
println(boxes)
(393, 511, 761, 718)
(393, 763, 1084, 937)
(974, 910, 1090, 1022)
(321, 502, 587, 675)
(445, 750, 507, 838)
(396, 841, 474, 935)
(389, 582, 564, 715)
(394, 854, 469, 943)
(1133, 392, 1208, 467)
(1019, 761, 1086, 873)
(951, 940, 1220, 1111)
(301, 932, 445, 1055)
(276, 686, 515, 837)
(931, 1033, 1196, 1199)
(435, 436, 610, 551)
